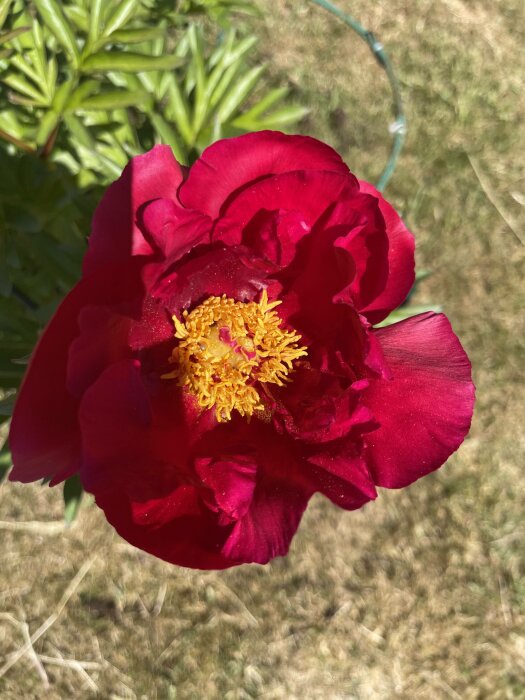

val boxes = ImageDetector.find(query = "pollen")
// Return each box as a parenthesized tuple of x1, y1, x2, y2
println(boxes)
(163, 290, 307, 422)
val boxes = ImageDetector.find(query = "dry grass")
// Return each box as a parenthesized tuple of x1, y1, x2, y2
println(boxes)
(1, 0, 524, 697)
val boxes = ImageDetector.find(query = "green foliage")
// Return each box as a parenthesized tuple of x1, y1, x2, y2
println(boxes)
(63, 473, 84, 523)
(0, 0, 306, 180)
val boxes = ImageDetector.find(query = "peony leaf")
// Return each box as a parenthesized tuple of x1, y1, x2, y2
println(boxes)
(63, 474, 84, 523)
(0, 25, 30, 46)
(71, 89, 149, 111)
(165, 74, 194, 145)
(236, 105, 310, 131)
(33, 0, 80, 67)
(102, 0, 140, 40)
(0, 440, 11, 483)
(81, 51, 184, 73)
(150, 112, 188, 164)
(88, 0, 104, 46)
(108, 27, 167, 45)
(215, 64, 265, 123)
(0, 0, 12, 30)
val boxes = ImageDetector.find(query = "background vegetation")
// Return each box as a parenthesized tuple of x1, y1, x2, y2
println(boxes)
(1, 0, 524, 697)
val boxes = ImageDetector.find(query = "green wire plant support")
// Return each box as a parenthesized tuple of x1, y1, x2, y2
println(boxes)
(311, 0, 407, 191)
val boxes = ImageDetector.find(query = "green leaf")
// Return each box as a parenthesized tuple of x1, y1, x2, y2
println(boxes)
(33, 0, 80, 66)
(232, 86, 289, 121)
(66, 80, 99, 110)
(77, 89, 149, 111)
(102, 0, 140, 39)
(165, 75, 194, 145)
(0, 0, 12, 30)
(238, 104, 310, 131)
(64, 4, 89, 33)
(0, 25, 30, 46)
(63, 474, 83, 523)
(35, 110, 60, 146)
(81, 51, 184, 73)
(109, 27, 167, 45)
(375, 304, 443, 328)
(215, 64, 265, 123)
(2, 73, 48, 105)
(0, 440, 11, 483)
(88, 0, 104, 46)
(150, 111, 187, 164)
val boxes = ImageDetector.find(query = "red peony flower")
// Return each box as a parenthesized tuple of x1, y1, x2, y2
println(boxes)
(9, 132, 475, 569)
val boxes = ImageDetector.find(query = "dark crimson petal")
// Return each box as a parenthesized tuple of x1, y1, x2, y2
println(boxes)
(179, 130, 350, 218)
(363, 313, 475, 488)
(221, 476, 311, 565)
(195, 455, 257, 524)
(219, 169, 358, 231)
(83, 146, 184, 276)
(66, 306, 132, 398)
(140, 198, 211, 260)
(241, 209, 311, 267)
(94, 485, 235, 570)
(9, 261, 145, 485)
(78, 359, 212, 496)
(272, 370, 377, 443)
(150, 245, 269, 313)
(358, 180, 415, 324)
(306, 444, 377, 510)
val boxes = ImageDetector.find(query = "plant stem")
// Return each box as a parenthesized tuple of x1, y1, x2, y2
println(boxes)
(310, 0, 406, 191)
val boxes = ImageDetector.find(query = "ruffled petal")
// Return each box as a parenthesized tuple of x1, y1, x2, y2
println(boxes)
(221, 476, 310, 564)
(140, 197, 211, 260)
(83, 146, 184, 275)
(218, 169, 358, 232)
(9, 261, 144, 485)
(358, 181, 415, 324)
(195, 455, 257, 524)
(94, 485, 234, 570)
(363, 313, 475, 488)
(306, 444, 377, 510)
(180, 130, 350, 217)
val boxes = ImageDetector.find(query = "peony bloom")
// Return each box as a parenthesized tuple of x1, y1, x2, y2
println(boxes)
(9, 132, 474, 569)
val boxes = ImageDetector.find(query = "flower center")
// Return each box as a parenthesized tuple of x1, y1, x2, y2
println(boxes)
(164, 291, 307, 422)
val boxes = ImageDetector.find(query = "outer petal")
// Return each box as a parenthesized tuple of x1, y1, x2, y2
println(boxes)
(179, 130, 350, 217)
(306, 445, 377, 510)
(9, 261, 144, 485)
(94, 485, 235, 570)
(363, 313, 475, 488)
(222, 477, 311, 565)
(78, 359, 210, 496)
(358, 180, 415, 323)
(83, 146, 184, 275)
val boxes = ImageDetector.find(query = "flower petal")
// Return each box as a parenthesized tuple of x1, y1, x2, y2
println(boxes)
(140, 197, 211, 260)
(222, 476, 311, 564)
(195, 455, 257, 524)
(9, 261, 144, 485)
(83, 145, 184, 275)
(179, 130, 350, 218)
(358, 181, 415, 324)
(78, 359, 209, 496)
(94, 485, 235, 570)
(306, 444, 377, 510)
(363, 313, 475, 488)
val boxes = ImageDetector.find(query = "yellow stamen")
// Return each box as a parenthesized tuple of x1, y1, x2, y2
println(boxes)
(163, 290, 307, 422)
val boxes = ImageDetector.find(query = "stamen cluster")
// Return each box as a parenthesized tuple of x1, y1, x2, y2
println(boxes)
(165, 290, 307, 421)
